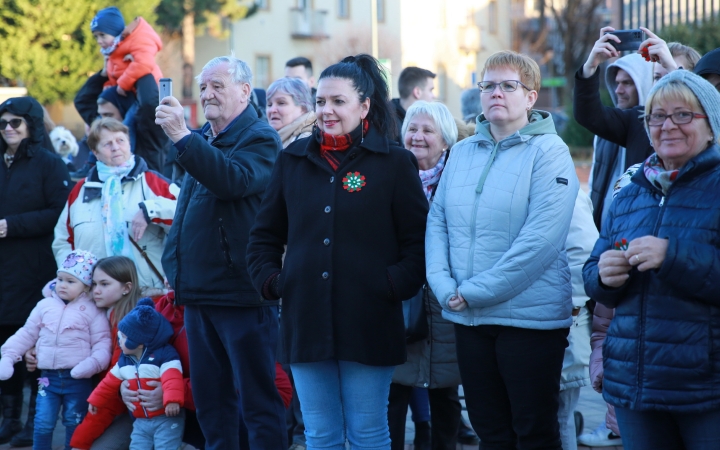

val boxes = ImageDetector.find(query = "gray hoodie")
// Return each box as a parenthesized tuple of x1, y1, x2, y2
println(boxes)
(605, 53, 654, 107)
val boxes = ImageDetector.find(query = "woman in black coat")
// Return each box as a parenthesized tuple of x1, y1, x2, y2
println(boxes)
(0, 97, 70, 443)
(247, 54, 428, 449)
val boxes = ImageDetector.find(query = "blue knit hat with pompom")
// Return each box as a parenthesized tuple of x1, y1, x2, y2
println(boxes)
(90, 7, 125, 37)
(118, 298, 173, 350)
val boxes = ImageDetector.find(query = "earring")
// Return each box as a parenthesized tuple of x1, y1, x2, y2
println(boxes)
(361, 118, 365, 143)
(122, 292, 128, 296)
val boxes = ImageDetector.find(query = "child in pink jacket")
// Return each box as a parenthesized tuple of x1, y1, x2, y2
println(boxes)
(0, 250, 111, 450)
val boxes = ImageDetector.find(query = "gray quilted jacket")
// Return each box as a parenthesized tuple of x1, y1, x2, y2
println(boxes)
(426, 110, 578, 329)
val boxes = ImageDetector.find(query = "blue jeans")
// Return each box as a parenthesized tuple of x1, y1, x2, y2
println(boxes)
(33, 370, 93, 450)
(615, 406, 720, 450)
(290, 359, 394, 450)
(130, 411, 185, 450)
(558, 387, 580, 450)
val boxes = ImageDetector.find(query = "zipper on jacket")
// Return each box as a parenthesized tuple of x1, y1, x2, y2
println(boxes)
(636, 188, 671, 403)
(466, 142, 500, 282)
(174, 181, 199, 293)
(219, 221, 235, 268)
(52, 303, 68, 368)
(132, 348, 149, 418)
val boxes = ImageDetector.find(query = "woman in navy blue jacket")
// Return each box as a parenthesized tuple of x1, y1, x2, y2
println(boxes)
(583, 70, 720, 450)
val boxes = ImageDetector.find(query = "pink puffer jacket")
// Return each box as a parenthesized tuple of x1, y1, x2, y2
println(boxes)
(590, 302, 619, 436)
(0, 280, 111, 380)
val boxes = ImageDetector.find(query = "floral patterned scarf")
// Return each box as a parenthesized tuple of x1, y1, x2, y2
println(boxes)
(418, 154, 445, 201)
(642, 153, 679, 196)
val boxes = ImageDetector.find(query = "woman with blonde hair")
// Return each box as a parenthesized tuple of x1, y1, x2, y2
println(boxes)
(426, 51, 578, 448)
(584, 70, 720, 450)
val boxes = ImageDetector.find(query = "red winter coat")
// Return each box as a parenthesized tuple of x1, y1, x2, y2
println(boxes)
(104, 17, 163, 92)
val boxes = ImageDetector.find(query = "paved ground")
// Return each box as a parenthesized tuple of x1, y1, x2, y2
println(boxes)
(0, 384, 620, 450)
(401, 385, 622, 449)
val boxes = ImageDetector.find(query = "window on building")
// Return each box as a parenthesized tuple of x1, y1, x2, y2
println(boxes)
(257, 0, 269, 10)
(255, 55, 271, 90)
(376, 0, 385, 22)
(338, 0, 350, 18)
(488, 0, 498, 34)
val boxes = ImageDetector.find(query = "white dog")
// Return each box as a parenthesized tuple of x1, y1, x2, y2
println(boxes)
(49, 126, 79, 160)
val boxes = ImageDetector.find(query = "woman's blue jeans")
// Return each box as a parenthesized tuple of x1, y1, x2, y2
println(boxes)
(33, 370, 93, 450)
(290, 359, 394, 450)
(615, 406, 720, 450)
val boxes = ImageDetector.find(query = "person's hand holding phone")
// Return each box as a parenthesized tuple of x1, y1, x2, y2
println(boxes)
(638, 27, 676, 70)
(155, 80, 191, 144)
(583, 27, 621, 79)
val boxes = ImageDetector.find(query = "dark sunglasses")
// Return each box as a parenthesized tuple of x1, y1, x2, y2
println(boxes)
(0, 119, 23, 130)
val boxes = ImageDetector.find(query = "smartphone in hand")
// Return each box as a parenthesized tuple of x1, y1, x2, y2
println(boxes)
(159, 78, 173, 105)
(605, 29, 644, 52)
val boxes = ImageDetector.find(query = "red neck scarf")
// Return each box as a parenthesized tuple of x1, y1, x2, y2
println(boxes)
(316, 120, 369, 171)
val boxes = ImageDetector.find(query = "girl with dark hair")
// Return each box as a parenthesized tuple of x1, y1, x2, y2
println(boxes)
(247, 54, 428, 449)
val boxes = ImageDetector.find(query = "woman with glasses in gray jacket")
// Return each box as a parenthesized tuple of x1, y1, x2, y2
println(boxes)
(426, 51, 578, 449)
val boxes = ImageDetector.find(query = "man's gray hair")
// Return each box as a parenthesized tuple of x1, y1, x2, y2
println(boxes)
(267, 77, 313, 113)
(401, 101, 458, 150)
(196, 56, 253, 88)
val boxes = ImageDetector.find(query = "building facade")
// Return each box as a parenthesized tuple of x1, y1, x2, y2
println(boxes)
(622, 0, 720, 29)
(192, 0, 514, 123)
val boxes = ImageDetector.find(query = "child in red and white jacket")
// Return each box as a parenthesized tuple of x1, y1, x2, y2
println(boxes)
(87, 298, 184, 449)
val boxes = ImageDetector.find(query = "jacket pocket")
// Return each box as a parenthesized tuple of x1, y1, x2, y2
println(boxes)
(218, 223, 236, 270)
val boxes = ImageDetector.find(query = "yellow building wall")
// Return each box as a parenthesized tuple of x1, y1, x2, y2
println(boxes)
(193, 0, 514, 124)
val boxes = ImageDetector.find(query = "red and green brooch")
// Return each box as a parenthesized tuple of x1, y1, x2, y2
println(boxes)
(614, 238, 628, 251)
(342, 172, 366, 192)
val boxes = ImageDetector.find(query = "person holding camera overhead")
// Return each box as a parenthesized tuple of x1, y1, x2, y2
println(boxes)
(574, 26, 684, 230)
(155, 55, 287, 449)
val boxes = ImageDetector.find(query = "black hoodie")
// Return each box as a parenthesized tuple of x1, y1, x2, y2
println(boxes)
(0, 97, 71, 325)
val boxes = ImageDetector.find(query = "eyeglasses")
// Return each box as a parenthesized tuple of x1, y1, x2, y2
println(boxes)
(0, 119, 23, 130)
(645, 111, 708, 126)
(477, 80, 531, 94)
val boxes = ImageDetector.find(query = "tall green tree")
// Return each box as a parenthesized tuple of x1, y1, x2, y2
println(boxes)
(154, 0, 257, 99)
(0, 0, 160, 104)
(660, 20, 720, 56)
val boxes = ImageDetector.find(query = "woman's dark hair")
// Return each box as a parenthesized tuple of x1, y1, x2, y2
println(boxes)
(319, 54, 397, 140)
(93, 256, 141, 328)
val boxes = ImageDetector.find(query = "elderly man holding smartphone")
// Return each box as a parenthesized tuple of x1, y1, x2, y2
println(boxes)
(155, 56, 286, 450)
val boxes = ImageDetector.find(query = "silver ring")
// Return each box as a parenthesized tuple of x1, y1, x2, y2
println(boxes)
(635, 254, 640, 263)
